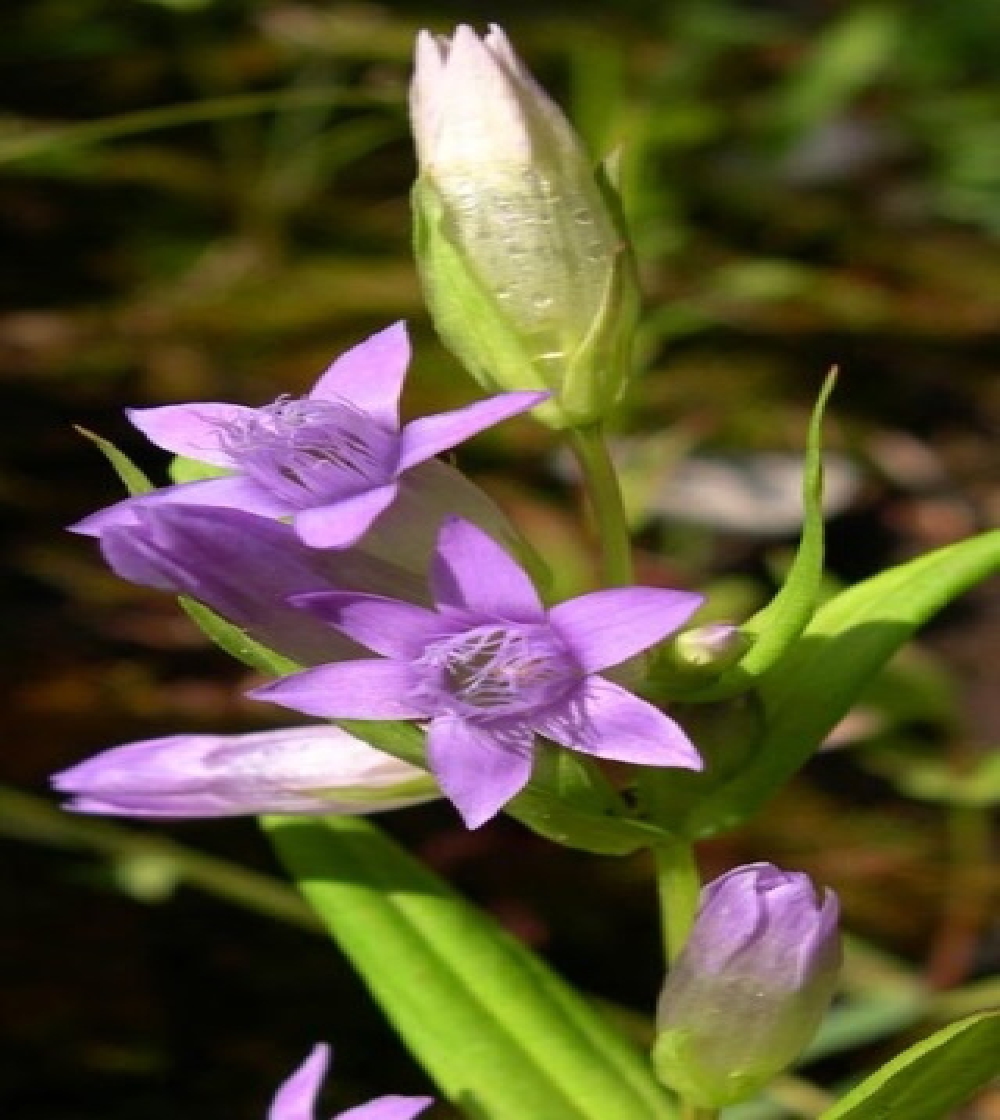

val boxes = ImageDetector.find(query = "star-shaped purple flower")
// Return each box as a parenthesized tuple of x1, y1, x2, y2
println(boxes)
(251, 517, 705, 827)
(269, 1044, 433, 1120)
(72, 322, 545, 549)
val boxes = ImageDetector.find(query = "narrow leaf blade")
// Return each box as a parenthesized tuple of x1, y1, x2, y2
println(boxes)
(685, 529, 1000, 836)
(265, 815, 676, 1120)
(819, 1012, 1000, 1120)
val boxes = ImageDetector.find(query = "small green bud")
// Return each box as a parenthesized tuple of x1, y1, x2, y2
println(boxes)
(410, 24, 640, 429)
(664, 623, 754, 681)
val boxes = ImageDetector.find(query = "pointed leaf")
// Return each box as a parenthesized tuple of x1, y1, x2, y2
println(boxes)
(264, 815, 677, 1120)
(168, 455, 232, 483)
(75, 426, 154, 496)
(683, 529, 1000, 837)
(818, 1012, 1000, 1120)
(681, 371, 835, 701)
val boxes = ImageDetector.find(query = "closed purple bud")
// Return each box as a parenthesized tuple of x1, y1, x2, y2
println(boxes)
(52, 726, 438, 819)
(653, 863, 840, 1108)
(660, 622, 754, 684)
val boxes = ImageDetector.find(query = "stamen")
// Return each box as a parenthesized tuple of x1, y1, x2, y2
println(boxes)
(212, 396, 396, 507)
(415, 623, 577, 719)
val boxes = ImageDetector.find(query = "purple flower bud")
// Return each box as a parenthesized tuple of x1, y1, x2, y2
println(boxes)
(659, 622, 754, 685)
(653, 863, 841, 1108)
(269, 1043, 433, 1120)
(52, 726, 438, 819)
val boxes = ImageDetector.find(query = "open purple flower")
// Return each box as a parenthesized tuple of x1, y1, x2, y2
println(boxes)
(269, 1044, 433, 1120)
(72, 322, 545, 549)
(52, 725, 438, 819)
(250, 517, 704, 827)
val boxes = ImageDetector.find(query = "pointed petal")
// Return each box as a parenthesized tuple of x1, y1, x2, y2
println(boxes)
(269, 1044, 330, 1120)
(69, 476, 290, 537)
(535, 678, 703, 769)
(549, 588, 705, 672)
(127, 402, 256, 466)
(249, 661, 427, 720)
(337, 1097, 434, 1120)
(431, 517, 543, 621)
(290, 593, 443, 659)
(309, 322, 410, 426)
(426, 716, 534, 828)
(396, 391, 547, 472)
(293, 483, 399, 549)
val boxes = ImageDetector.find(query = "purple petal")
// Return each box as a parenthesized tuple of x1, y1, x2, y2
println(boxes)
(430, 518, 543, 622)
(96, 506, 364, 665)
(269, 1044, 330, 1120)
(337, 1097, 434, 1120)
(426, 716, 535, 828)
(396, 391, 547, 472)
(70, 476, 291, 537)
(291, 593, 443, 659)
(127, 402, 256, 466)
(534, 677, 703, 769)
(549, 588, 705, 672)
(293, 483, 400, 549)
(309, 322, 410, 426)
(249, 661, 427, 720)
(52, 725, 435, 819)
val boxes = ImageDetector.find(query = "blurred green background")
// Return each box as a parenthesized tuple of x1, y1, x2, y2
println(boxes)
(1, 1, 998, 1116)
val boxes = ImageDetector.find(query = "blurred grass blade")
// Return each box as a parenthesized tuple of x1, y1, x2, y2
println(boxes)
(265, 815, 677, 1120)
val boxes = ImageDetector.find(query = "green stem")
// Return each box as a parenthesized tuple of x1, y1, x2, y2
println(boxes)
(566, 423, 633, 587)
(654, 839, 701, 965)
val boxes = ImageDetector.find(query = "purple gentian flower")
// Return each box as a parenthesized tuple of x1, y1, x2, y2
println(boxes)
(52, 725, 438, 819)
(269, 1044, 433, 1120)
(654, 863, 841, 1108)
(72, 322, 545, 549)
(250, 517, 704, 827)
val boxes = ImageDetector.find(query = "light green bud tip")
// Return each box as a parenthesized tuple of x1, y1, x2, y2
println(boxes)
(410, 24, 640, 429)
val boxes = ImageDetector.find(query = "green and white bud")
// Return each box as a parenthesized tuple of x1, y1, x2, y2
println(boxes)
(410, 24, 640, 429)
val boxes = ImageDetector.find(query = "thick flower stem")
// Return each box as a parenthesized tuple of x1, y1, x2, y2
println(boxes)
(654, 838, 701, 965)
(566, 423, 634, 587)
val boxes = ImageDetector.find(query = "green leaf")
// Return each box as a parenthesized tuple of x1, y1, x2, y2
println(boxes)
(818, 1012, 1000, 1120)
(75, 426, 154, 495)
(264, 816, 676, 1120)
(683, 529, 1000, 837)
(682, 371, 835, 702)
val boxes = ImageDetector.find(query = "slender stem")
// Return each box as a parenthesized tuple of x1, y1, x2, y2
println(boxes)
(566, 423, 633, 587)
(654, 839, 701, 965)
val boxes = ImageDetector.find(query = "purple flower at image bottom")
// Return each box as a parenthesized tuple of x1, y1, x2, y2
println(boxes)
(251, 517, 704, 827)
(72, 322, 545, 548)
(269, 1044, 433, 1120)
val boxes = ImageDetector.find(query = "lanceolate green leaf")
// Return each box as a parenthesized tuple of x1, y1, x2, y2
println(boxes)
(818, 1012, 1000, 1120)
(683, 529, 1000, 836)
(75, 426, 154, 496)
(683, 371, 835, 702)
(265, 815, 676, 1120)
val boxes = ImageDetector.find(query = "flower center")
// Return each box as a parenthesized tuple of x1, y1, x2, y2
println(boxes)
(215, 396, 397, 508)
(414, 623, 578, 720)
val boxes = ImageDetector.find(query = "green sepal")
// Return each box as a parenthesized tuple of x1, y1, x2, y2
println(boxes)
(681, 528, 1000, 837)
(75, 425, 154, 496)
(168, 454, 232, 483)
(669, 370, 836, 702)
(818, 1011, 1000, 1120)
(264, 815, 678, 1120)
